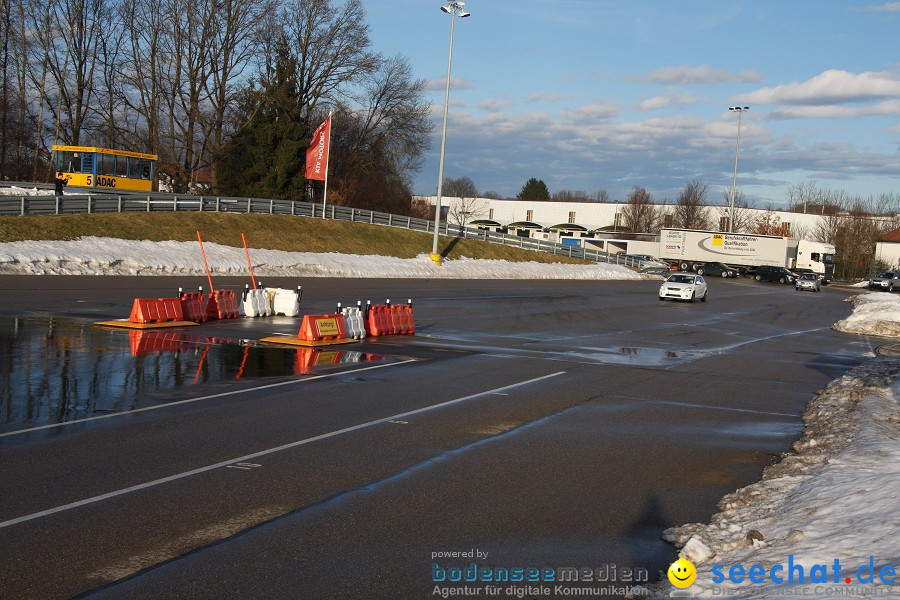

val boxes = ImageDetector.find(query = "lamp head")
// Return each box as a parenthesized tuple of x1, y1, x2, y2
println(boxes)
(440, 5, 451, 13)
(459, 10, 470, 17)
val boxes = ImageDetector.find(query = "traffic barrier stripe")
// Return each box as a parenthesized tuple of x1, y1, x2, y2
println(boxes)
(207, 290, 238, 320)
(130, 298, 184, 324)
(179, 292, 207, 323)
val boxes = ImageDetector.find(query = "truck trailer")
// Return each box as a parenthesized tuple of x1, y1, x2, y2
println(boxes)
(658, 228, 835, 281)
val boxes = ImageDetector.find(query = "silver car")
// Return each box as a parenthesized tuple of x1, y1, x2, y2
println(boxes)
(795, 273, 821, 292)
(868, 271, 900, 292)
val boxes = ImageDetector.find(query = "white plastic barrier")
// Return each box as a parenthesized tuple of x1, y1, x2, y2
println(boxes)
(341, 306, 365, 339)
(239, 287, 272, 317)
(269, 286, 301, 317)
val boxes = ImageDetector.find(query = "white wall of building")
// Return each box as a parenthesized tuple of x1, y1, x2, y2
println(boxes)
(417, 195, 828, 238)
(875, 242, 900, 268)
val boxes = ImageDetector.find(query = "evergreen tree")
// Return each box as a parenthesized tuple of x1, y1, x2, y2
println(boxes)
(218, 43, 310, 200)
(517, 178, 550, 200)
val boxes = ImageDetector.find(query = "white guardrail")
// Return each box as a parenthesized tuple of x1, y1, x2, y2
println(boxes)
(0, 186, 643, 268)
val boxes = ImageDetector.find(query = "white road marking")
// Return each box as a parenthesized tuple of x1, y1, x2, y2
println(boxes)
(0, 371, 565, 530)
(0, 360, 417, 439)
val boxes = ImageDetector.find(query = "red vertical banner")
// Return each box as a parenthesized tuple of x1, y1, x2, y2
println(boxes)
(305, 115, 331, 181)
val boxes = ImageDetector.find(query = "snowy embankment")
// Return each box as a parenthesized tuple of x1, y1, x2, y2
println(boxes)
(648, 294, 900, 599)
(0, 236, 648, 280)
(0, 186, 52, 196)
(833, 292, 900, 338)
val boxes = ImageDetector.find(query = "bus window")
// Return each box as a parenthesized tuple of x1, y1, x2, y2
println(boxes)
(56, 151, 82, 173)
(131, 158, 152, 180)
(115, 156, 128, 177)
(98, 153, 116, 176)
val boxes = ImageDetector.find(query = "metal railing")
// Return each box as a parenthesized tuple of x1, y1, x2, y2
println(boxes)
(0, 190, 644, 269)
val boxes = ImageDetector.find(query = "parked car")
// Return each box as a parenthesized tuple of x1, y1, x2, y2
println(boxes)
(868, 271, 900, 292)
(640, 265, 672, 276)
(695, 262, 739, 278)
(753, 266, 796, 284)
(795, 273, 821, 292)
(659, 273, 708, 302)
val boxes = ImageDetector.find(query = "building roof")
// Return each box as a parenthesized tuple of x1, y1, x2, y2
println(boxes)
(547, 223, 589, 232)
(879, 228, 900, 243)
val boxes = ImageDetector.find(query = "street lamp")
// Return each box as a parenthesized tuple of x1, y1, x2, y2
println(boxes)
(727, 106, 749, 233)
(430, 1, 470, 266)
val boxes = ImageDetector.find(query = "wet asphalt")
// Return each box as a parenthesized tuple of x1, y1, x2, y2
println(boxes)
(0, 275, 878, 599)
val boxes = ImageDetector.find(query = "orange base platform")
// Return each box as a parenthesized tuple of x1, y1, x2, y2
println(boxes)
(94, 320, 200, 329)
(260, 336, 361, 347)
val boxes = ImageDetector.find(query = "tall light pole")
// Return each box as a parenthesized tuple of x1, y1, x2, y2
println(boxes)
(727, 106, 749, 233)
(430, 0, 470, 266)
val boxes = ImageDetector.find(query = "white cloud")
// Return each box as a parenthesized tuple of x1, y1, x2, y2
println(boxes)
(768, 100, 900, 119)
(852, 2, 900, 12)
(738, 70, 900, 105)
(477, 98, 514, 112)
(629, 64, 764, 85)
(524, 93, 570, 104)
(639, 92, 703, 111)
(424, 77, 475, 92)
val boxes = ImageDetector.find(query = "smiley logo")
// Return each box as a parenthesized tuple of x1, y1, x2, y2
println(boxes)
(667, 558, 697, 588)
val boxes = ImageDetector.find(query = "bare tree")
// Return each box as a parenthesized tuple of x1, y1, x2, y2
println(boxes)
(442, 176, 477, 199)
(552, 189, 590, 202)
(714, 187, 756, 232)
(482, 189, 501, 199)
(751, 204, 783, 235)
(281, 0, 377, 123)
(595, 189, 610, 203)
(448, 196, 487, 229)
(621, 185, 659, 233)
(814, 193, 900, 281)
(672, 180, 711, 229)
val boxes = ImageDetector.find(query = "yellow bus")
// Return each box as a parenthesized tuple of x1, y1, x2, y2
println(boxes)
(53, 145, 157, 192)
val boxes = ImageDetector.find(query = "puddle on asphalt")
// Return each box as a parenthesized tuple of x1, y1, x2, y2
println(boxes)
(0, 316, 391, 430)
(565, 346, 714, 366)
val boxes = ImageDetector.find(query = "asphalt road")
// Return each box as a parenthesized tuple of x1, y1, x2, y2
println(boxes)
(0, 275, 878, 599)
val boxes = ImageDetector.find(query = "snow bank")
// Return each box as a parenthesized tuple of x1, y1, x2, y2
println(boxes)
(833, 293, 900, 338)
(647, 360, 900, 599)
(0, 186, 53, 196)
(0, 236, 649, 280)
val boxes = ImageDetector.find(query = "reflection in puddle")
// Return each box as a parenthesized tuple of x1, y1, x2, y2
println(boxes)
(0, 317, 389, 430)
(565, 346, 714, 366)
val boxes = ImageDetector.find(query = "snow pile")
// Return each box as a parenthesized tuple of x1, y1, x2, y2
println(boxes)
(649, 360, 900, 599)
(0, 186, 53, 196)
(833, 293, 900, 337)
(0, 236, 648, 280)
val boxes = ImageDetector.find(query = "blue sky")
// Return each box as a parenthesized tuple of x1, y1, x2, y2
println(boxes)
(364, 1, 900, 206)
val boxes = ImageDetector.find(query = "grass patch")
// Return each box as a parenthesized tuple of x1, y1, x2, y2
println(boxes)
(0, 212, 591, 264)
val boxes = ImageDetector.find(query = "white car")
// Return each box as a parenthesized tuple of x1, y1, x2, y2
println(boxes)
(659, 273, 708, 302)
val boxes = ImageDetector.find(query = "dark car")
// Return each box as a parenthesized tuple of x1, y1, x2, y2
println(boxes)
(754, 265, 796, 284)
(695, 262, 739, 278)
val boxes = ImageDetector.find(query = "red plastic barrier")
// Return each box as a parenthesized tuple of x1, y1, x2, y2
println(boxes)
(294, 348, 343, 375)
(399, 304, 415, 335)
(389, 305, 402, 335)
(298, 313, 348, 341)
(179, 292, 207, 323)
(129, 330, 188, 355)
(366, 305, 387, 337)
(207, 290, 238, 320)
(129, 297, 184, 324)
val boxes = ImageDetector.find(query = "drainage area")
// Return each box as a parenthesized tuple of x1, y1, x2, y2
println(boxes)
(0, 316, 390, 430)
